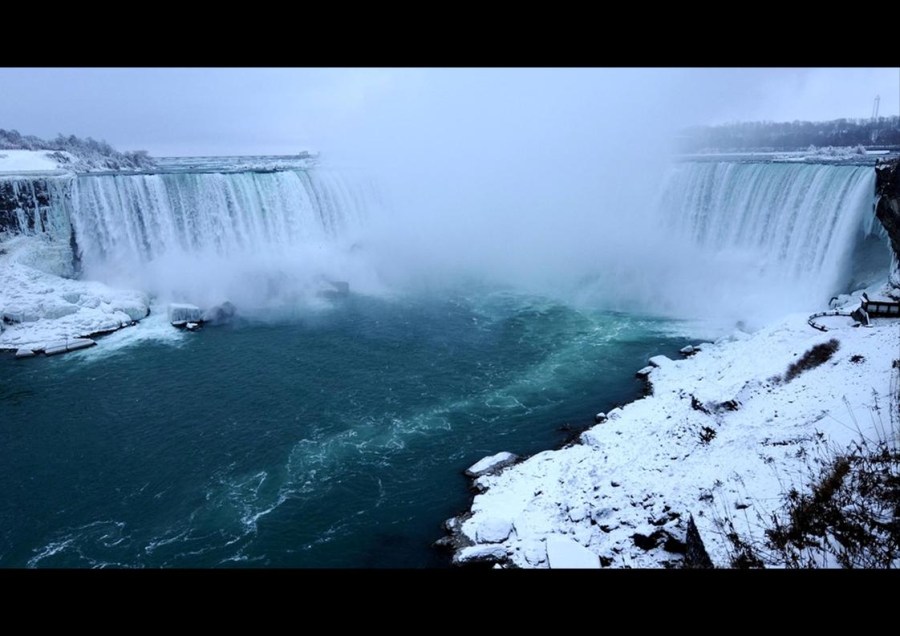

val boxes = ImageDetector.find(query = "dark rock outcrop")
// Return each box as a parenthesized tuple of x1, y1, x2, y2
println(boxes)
(875, 158, 900, 293)
(202, 301, 237, 325)
(0, 178, 56, 235)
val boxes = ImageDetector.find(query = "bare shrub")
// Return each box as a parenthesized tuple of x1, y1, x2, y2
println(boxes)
(782, 339, 840, 384)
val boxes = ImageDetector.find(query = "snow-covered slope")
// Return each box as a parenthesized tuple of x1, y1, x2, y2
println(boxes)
(450, 308, 897, 568)
(0, 150, 75, 174)
(0, 236, 149, 352)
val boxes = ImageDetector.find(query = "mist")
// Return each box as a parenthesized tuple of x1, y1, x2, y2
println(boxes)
(324, 70, 690, 299)
(5, 68, 895, 326)
(315, 68, 875, 326)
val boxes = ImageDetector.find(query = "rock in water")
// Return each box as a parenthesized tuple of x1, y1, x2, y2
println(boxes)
(202, 301, 237, 325)
(168, 303, 202, 324)
(329, 281, 350, 296)
(545, 536, 600, 569)
(318, 280, 351, 299)
(594, 412, 607, 423)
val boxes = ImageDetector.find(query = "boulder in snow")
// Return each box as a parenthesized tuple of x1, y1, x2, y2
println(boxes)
(117, 296, 150, 322)
(475, 518, 514, 543)
(453, 545, 508, 566)
(545, 536, 600, 569)
(3, 306, 39, 323)
(594, 412, 607, 423)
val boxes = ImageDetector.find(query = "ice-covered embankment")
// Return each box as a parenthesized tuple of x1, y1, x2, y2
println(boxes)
(0, 246, 149, 354)
(0, 153, 150, 355)
(446, 310, 897, 568)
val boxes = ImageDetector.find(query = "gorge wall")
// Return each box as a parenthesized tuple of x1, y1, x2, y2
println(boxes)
(875, 158, 900, 293)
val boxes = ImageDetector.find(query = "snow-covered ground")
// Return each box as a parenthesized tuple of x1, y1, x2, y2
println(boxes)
(0, 150, 74, 174)
(678, 147, 897, 166)
(0, 236, 149, 352)
(451, 302, 898, 568)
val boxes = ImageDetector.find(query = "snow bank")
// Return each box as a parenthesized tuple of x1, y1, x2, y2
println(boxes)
(448, 310, 897, 568)
(0, 150, 74, 174)
(546, 536, 600, 569)
(0, 243, 149, 352)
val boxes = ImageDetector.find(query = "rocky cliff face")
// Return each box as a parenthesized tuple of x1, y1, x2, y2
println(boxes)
(0, 178, 53, 235)
(0, 177, 72, 240)
(875, 158, 900, 293)
(0, 177, 77, 278)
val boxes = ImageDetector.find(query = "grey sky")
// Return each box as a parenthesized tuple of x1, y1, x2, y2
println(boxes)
(0, 68, 896, 156)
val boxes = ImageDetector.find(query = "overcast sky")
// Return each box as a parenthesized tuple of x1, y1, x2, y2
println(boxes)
(0, 68, 897, 156)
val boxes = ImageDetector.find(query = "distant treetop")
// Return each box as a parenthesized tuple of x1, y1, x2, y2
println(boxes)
(678, 116, 900, 154)
(0, 129, 156, 171)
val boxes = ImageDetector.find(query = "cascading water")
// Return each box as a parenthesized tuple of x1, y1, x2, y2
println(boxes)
(63, 165, 383, 307)
(653, 161, 885, 319)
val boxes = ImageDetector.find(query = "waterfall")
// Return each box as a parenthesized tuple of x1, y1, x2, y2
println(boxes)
(657, 161, 883, 307)
(3, 158, 890, 320)
(69, 169, 374, 269)
(57, 166, 383, 307)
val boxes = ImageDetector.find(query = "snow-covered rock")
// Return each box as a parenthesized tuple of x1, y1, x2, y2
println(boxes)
(465, 451, 519, 478)
(648, 355, 673, 368)
(168, 303, 202, 323)
(453, 545, 508, 566)
(594, 412, 607, 423)
(635, 366, 654, 378)
(475, 518, 514, 543)
(546, 536, 600, 569)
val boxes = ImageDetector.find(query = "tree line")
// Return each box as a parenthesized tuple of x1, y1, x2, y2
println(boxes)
(678, 116, 900, 153)
(0, 129, 156, 170)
